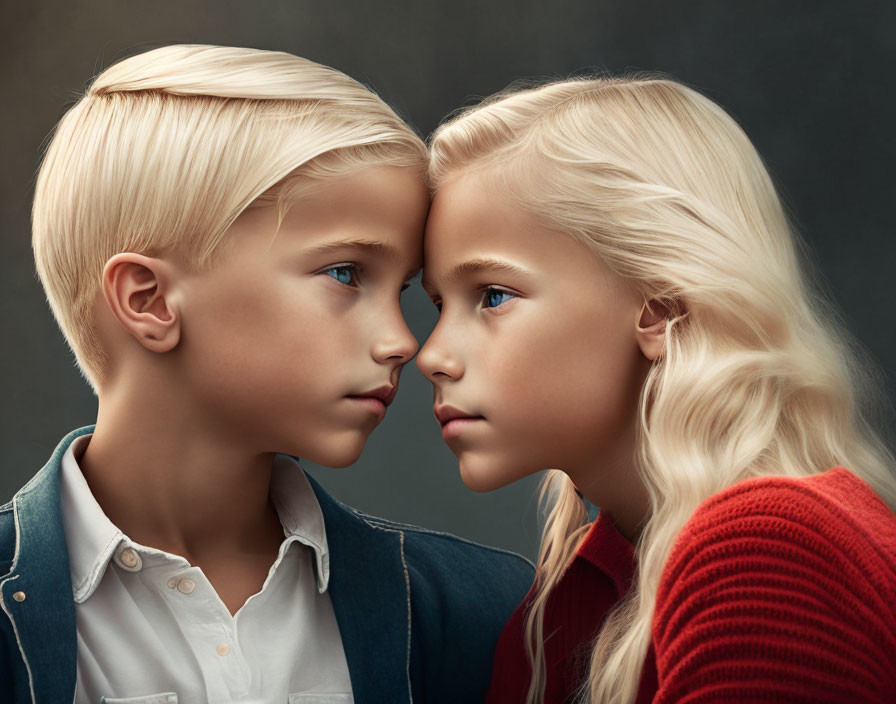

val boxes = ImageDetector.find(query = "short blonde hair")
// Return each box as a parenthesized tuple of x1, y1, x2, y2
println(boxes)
(32, 44, 427, 391)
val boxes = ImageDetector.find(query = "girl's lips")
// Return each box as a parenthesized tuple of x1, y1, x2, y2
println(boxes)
(434, 404, 485, 439)
(440, 416, 485, 440)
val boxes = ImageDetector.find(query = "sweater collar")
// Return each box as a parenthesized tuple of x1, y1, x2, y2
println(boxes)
(574, 509, 637, 597)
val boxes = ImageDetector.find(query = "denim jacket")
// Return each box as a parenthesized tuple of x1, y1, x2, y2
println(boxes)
(0, 426, 534, 703)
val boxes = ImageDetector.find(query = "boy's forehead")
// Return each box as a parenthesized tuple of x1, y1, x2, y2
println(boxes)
(225, 165, 427, 276)
(295, 233, 422, 276)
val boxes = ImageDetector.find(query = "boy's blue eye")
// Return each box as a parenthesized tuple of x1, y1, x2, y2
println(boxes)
(483, 288, 516, 309)
(324, 265, 357, 286)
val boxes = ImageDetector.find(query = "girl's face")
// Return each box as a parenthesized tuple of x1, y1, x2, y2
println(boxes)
(417, 171, 655, 495)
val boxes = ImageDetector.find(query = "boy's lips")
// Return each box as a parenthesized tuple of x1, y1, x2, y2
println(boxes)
(345, 384, 397, 419)
(347, 384, 397, 406)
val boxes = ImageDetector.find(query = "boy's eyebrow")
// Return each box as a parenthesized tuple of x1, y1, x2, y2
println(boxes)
(302, 238, 403, 262)
(422, 258, 533, 292)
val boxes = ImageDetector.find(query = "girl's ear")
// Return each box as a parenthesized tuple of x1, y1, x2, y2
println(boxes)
(635, 300, 668, 361)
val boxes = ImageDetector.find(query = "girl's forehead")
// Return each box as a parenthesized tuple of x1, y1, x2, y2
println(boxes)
(422, 171, 629, 301)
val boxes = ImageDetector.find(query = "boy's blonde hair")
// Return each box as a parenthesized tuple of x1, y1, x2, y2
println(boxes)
(428, 75, 896, 703)
(32, 44, 428, 391)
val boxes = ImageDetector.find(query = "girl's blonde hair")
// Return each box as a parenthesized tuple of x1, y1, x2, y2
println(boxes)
(428, 74, 896, 703)
(32, 44, 427, 391)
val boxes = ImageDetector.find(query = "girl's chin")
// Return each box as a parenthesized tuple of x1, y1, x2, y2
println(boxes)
(457, 455, 534, 493)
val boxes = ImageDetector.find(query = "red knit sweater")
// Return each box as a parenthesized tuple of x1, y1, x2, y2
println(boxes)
(485, 467, 896, 703)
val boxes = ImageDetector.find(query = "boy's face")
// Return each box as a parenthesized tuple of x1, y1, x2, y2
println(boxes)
(175, 165, 428, 466)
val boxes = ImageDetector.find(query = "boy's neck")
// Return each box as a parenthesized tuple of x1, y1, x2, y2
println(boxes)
(78, 393, 285, 564)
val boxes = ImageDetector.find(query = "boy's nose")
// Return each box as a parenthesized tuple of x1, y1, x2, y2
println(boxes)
(371, 322, 419, 365)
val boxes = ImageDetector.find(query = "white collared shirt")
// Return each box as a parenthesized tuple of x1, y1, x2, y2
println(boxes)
(59, 433, 353, 704)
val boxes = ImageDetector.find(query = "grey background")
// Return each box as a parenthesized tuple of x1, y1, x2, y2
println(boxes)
(2, 1, 894, 561)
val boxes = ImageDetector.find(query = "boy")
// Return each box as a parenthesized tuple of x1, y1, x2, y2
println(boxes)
(1, 44, 533, 704)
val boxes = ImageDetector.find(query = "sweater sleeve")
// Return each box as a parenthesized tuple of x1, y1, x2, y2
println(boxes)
(651, 474, 896, 703)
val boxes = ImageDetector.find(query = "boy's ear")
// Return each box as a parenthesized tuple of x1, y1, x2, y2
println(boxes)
(101, 253, 181, 353)
(635, 299, 669, 362)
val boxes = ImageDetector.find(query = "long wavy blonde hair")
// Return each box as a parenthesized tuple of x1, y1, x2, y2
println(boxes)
(427, 74, 896, 703)
(32, 44, 427, 391)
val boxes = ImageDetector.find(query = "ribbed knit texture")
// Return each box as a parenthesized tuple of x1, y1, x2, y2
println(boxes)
(653, 467, 896, 703)
(486, 467, 896, 703)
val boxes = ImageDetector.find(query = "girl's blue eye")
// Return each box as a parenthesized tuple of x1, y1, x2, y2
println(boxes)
(324, 265, 356, 286)
(483, 288, 516, 309)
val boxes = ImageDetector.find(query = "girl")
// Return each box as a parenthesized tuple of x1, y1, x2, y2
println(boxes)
(417, 75, 896, 703)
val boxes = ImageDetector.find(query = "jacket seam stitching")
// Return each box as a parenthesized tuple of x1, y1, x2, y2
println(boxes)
(7, 498, 22, 578)
(399, 531, 413, 704)
(0, 576, 35, 704)
(361, 517, 536, 569)
(9, 498, 37, 704)
(360, 518, 413, 704)
(1, 498, 36, 704)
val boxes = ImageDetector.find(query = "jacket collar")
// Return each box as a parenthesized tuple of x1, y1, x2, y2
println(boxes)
(305, 471, 413, 704)
(1, 427, 411, 704)
(1, 425, 89, 704)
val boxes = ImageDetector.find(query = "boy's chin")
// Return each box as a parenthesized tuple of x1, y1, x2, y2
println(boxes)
(311, 446, 366, 469)
(290, 431, 369, 469)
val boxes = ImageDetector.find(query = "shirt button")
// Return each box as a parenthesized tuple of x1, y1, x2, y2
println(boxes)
(12, 591, 25, 602)
(216, 643, 230, 656)
(167, 577, 180, 589)
(114, 546, 143, 572)
(176, 578, 196, 594)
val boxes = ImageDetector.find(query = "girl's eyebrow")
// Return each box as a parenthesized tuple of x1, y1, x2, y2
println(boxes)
(422, 258, 534, 293)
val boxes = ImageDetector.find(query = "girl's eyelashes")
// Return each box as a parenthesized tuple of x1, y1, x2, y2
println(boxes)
(482, 287, 517, 309)
(322, 263, 360, 287)
(427, 287, 517, 313)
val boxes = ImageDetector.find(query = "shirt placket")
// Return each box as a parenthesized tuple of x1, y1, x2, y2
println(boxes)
(161, 565, 254, 701)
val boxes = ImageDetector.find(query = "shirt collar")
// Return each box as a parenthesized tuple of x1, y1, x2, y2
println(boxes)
(270, 452, 330, 593)
(59, 434, 331, 603)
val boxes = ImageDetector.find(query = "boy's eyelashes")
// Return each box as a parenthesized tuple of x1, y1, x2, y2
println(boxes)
(482, 286, 517, 309)
(319, 262, 413, 293)
(322, 263, 361, 287)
